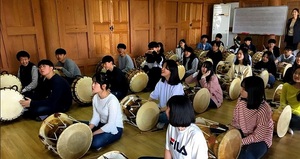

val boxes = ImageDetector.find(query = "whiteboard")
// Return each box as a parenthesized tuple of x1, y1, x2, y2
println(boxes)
(232, 6, 288, 35)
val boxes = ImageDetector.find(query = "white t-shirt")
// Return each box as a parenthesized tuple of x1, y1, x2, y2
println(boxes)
(166, 123, 208, 159)
(150, 79, 184, 108)
(90, 93, 124, 134)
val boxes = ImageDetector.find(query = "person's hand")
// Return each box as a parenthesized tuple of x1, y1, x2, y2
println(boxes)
(201, 70, 211, 79)
(55, 66, 62, 70)
(19, 97, 31, 108)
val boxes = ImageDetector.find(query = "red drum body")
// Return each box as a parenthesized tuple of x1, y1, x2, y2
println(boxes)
(71, 76, 93, 105)
(120, 95, 159, 131)
(125, 69, 148, 93)
(39, 113, 92, 159)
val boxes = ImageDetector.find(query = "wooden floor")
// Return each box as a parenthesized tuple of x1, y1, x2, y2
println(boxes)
(1, 81, 299, 159)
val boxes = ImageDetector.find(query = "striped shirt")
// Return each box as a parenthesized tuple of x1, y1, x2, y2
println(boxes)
(231, 98, 273, 148)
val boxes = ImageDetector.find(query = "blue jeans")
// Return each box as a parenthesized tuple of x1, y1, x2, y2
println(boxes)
(238, 141, 268, 159)
(268, 74, 275, 86)
(158, 111, 169, 124)
(290, 114, 300, 130)
(82, 121, 123, 150)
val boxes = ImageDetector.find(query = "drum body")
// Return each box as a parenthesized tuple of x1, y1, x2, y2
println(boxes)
(184, 87, 211, 113)
(252, 52, 263, 67)
(0, 73, 22, 92)
(177, 65, 185, 80)
(196, 117, 242, 159)
(98, 151, 128, 159)
(225, 54, 235, 66)
(71, 76, 93, 105)
(0, 88, 24, 121)
(198, 50, 209, 64)
(253, 69, 269, 88)
(277, 63, 292, 79)
(222, 51, 234, 61)
(120, 95, 159, 131)
(216, 61, 231, 75)
(39, 113, 92, 159)
(220, 78, 241, 100)
(135, 56, 146, 68)
(272, 105, 292, 138)
(126, 69, 148, 93)
(164, 50, 178, 61)
(95, 62, 107, 73)
(272, 84, 283, 103)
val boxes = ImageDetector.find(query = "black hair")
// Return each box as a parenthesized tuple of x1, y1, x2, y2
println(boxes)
(178, 39, 187, 48)
(183, 46, 197, 70)
(117, 43, 126, 49)
(211, 41, 221, 48)
(268, 39, 276, 44)
(292, 8, 299, 14)
(201, 35, 209, 40)
(38, 59, 54, 67)
(244, 37, 252, 42)
(197, 61, 214, 82)
(157, 42, 166, 61)
(234, 48, 251, 66)
(284, 46, 293, 51)
(92, 72, 110, 90)
(55, 48, 67, 55)
(241, 76, 266, 109)
(216, 33, 222, 39)
(262, 51, 275, 62)
(148, 41, 159, 49)
(161, 60, 181, 85)
(167, 95, 195, 127)
(16, 51, 30, 61)
(102, 55, 115, 64)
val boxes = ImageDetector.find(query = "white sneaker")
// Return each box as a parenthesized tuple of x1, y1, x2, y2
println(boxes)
(156, 122, 165, 129)
(288, 128, 294, 135)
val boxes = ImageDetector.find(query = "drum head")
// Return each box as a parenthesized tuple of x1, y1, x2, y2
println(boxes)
(277, 105, 292, 138)
(283, 64, 292, 77)
(57, 123, 92, 159)
(0, 74, 22, 92)
(272, 84, 283, 102)
(178, 65, 185, 80)
(136, 101, 159, 131)
(129, 71, 148, 93)
(193, 88, 210, 113)
(259, 70, 269, 88)
(229, 78, 241, 100)
(73, 76, 93, 104)
(98, 151, 128, 159)
(0, 89, 24, 120)
(217, 129, 242, 159)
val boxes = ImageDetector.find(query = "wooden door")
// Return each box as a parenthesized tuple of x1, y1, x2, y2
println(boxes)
(178, 2, 203, 48)
(56, 0, 90, 72)
(89, 0, 130, 61)
(1, 0, 46, 73)
(130, 0, 153, 57)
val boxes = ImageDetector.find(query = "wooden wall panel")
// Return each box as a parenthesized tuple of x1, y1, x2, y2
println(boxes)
(130, 0, 153, 57)
(165, 28, 178, 52)
(1, 0, 46, 74)
(164, 1, 179, 51)
(56, 0, 89, 59)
